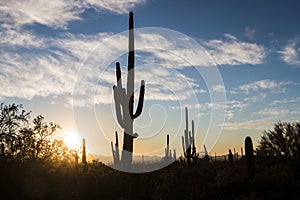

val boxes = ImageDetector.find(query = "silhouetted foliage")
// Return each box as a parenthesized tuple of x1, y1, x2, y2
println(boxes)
(0, 103, 30, 158)
(256, 121, 300, 160)
(0, 103, 75, 162)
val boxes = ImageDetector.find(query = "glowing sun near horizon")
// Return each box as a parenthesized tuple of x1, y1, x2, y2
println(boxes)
(63, 130, 82, 150)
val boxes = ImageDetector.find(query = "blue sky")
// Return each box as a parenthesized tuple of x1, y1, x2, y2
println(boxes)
(1, 0, 300, 159)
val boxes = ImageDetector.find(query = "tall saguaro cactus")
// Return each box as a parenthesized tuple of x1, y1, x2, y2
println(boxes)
(181, 107, 197, 166)
(113, 12, 145, 167)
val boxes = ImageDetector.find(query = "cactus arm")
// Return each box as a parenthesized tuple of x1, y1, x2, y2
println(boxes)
(182, 136, 186, 155)
(111, 141, 116, 162)
(184, 129, 189, 152)
(188, 130, 192, 146)
(133, 80, 145, 119)
(192, 120, 195, 144)
(113, 86, 125, 128)
(116, 62, 122, 88)
(115, 131, 120, 162)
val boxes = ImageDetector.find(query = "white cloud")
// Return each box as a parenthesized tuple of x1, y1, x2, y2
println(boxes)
(0, 29, 45, 48)
(212, 84, 225, 92)
(85, 0, 146, 14)
(222, 118, 273, 130)
(201, 34, 266, 66)
(233, 79, 295, 94)
(0, 52, 78, 100)
(255, 108, 289, 117)
(270, 97, 300, 105)
(0, 0, 83, 29)
(0, 0, 146, 29)
(243, 93, 267, 103)
(278, 40, 300, 66)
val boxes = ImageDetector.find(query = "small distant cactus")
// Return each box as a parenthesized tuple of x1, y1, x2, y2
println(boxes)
(111, 131, 120, 166)
(82, 138, 87, 165)
(164, 134, 175, 162)
(203, 144, 209, 161)
(241, 147, 244, 158)
(228, 149, 233, 166)
(245, 136, 255, 180)
(181, 107, 197, 166)
(173, 149, 176, 161)
(165, 134, 170, 159)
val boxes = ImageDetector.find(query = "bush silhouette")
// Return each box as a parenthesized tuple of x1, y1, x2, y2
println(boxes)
(256, 121, 300, 160)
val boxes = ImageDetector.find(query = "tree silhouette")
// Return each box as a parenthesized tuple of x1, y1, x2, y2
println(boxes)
(18, 115, 61, 160)
(0, 103, 30, 158)
(0, 103, 72, 162)
(256, 121, 300, 160)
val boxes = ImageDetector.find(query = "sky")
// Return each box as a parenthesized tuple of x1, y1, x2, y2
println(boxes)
(1, 0, 300, 160)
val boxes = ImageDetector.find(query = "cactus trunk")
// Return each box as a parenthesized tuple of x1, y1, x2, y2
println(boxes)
(113, 12, 145, 168)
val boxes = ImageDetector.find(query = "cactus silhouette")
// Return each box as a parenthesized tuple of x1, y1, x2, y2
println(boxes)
(173, 149, 176, 161)
(181, 107, 197, 166)
(113, 12, 145, 167)
(245, 136, 255, 180)
(82, 138, 87, 165)
(165, 134, 170, 159)
(111, 131, 120, 166)
(164, 134, 176, 162)
(203, 144, 209, 161)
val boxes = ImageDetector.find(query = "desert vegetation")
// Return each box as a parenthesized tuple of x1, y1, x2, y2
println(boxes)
(1, 102, 300, 199)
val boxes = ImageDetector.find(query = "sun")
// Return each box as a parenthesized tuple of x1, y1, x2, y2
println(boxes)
(63, 130, 81, 150)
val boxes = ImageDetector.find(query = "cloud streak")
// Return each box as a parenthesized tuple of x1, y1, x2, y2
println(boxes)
(278, 40, 300, 66)
(201, 34, 266, 66)
(0, 0, 146, 29)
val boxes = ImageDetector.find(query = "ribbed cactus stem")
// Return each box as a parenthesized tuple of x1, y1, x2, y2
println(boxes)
(113, 12, 145, 167)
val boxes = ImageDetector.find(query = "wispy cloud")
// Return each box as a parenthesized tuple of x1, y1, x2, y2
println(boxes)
(0, 29, 45, 48)
(223, 118, 273, 130)
(85, 0, 146, 14)
(232, 79, 295, 94)
(0, 0, 146, 29)
(270, 97, 300, 105)
(201, 34, 266, 66)
(0, 0, 83, 29)
(244, 27, 256, 41)
(212, 84, 225, 92)
(278, 39, 300, 66)
(255, 108, 289, 116)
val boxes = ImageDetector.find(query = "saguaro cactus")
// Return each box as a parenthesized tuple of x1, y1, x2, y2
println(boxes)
(245, 136, 255, 180)
(82, 138, 87, 164)
(113, 12, 145, 167)
(165, 134, 170, 159)
(111, 131, 120, 166)
(181, 107, 197, 166)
